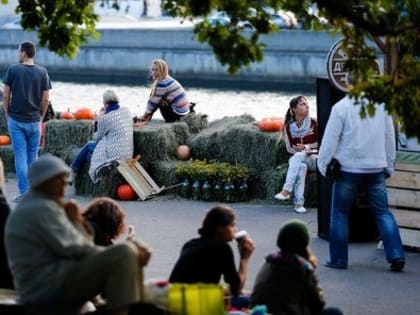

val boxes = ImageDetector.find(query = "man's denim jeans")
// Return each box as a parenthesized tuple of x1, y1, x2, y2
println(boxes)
(329, 171, 404, 266)
(7, 117, 41, 195)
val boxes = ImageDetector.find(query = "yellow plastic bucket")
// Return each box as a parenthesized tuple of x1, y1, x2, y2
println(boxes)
(168, 283, 226, 315)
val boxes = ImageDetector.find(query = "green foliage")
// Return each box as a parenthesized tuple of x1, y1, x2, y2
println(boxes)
(176, 159, 253, 186)
(3, 0, 419, 138)
(162, 0, 278, 74)
(163, 0, 420, 138)
(2, 0, 99, 58)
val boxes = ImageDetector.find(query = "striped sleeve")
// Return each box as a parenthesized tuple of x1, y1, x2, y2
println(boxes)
(145, 77, 190, 115)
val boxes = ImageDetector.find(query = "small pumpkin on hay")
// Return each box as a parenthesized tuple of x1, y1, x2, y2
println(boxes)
(176, 145, 191, 160)
(0, 135, 11, 145)
(257, 117, 284, 132)
(61, 108, 75, 120)
(74, 108, 94, 120)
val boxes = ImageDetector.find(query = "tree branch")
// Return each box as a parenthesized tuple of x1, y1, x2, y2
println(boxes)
(315, 0, 418, 36)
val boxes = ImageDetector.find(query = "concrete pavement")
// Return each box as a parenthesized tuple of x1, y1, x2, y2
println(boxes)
(3, 177, 420, 315)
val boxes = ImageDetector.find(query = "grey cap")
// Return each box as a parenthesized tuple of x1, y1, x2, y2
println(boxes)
(28, 154, 71, 188)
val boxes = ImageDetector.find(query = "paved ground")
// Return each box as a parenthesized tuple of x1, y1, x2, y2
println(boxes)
(3, 177, 420, 315)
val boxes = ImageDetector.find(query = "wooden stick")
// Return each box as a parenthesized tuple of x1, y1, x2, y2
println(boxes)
(128, 155, 141, 168)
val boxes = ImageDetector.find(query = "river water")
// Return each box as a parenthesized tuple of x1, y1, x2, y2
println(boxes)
(50, 81, 317, 122)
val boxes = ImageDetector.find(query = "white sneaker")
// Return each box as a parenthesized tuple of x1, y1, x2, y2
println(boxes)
(274, 192, 290, 201)
(294, 206, 307, 213)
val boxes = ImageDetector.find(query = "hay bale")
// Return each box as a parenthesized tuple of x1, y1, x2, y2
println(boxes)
(0, 146, 14, 174)
(208, 114, 256, 129)
(60, 146, 82, 165)
(182, 112, 209, 134)
(133, 122, 190, 170)
(74, 165, 125, 198)
(0, 146, 47, 176)
(150, 160, 179, 188)
(256, 165, 318, 206)
(189, 115, 256, 161)
(190, 116, 285, 171)
(0, 107, 8, 135)
(44, 120, 94, 156)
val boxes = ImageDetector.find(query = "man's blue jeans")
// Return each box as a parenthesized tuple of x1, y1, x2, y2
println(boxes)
(70, 141, 96, 171)
(7, 117, 41, 195)
(329, 171, 404, 267)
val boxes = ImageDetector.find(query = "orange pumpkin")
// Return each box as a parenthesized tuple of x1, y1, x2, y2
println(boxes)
(74, 107, 94, 120)
(270, 117, 285, 131)
(258, 118, 274, 132)
(0, 135, 11, 145)
(117, 184, 137, 201)
(61, 108, 75, 120)
(176, 145, 191, 160)
(258, 117, 284, 132)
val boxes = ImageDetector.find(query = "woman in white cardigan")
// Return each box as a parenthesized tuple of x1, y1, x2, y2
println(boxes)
(71, 90, 133, 183)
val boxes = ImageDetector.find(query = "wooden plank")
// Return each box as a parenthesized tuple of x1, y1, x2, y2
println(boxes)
(395, 163, 420, 172)
(117, 159, 164, 201)
(134, 162, 163, 193)
(390, 208, 420, 229)
(387, 188, 420, 209)
(117, 163, 154, 200)
(386, 170, 420, 189)
(398, 227, 420, 248)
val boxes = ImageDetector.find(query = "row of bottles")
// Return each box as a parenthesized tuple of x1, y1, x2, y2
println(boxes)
(180, 179, 249, 202)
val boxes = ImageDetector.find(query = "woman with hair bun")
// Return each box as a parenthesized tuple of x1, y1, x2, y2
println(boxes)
(169, 205, 255, 297)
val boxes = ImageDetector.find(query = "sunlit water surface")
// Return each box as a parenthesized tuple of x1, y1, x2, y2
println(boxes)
(50, 81, 317, 122)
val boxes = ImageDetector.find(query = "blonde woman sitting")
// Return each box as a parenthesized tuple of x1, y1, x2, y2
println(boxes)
(135, 59, 191, 124)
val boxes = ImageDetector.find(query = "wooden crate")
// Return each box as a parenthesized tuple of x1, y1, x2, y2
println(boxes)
(386, 160, 420, 248)
(117, 156, 165, 201)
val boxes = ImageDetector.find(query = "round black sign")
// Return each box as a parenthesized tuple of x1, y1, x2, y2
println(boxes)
(327, 39, 350, 92)
(327, 39, 381, 92)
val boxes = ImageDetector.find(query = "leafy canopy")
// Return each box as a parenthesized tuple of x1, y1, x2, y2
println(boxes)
(2, 0, 100, 58)
(162, 0, 420, 139)
(2, 0, 419, 138)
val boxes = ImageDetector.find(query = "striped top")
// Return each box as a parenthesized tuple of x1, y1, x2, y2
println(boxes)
(146, 76, 190, 116)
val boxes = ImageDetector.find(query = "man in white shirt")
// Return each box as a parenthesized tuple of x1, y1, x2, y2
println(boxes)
(317, 96, 405, 272)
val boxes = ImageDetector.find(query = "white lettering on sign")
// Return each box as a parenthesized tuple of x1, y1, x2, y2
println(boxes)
(327, 39, 381, 92)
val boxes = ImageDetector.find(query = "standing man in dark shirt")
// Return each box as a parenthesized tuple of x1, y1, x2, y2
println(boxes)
(2, 41, 52, 200)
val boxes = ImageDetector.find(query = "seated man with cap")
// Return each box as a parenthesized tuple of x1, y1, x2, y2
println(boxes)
(4, 154, 151, 315)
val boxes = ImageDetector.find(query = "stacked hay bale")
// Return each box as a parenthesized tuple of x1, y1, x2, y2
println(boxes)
(262, 164, 318, 207)
(44, 120, 94, 162)
(189, 114, 291, 200)
(0, 106, 317, 204)
(74, 166, 126, 198)
(0, 107, 14, 174)
(134, 113, 209, 190)
(42, 119, 119, 197)
(0, 107, 7, 135)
